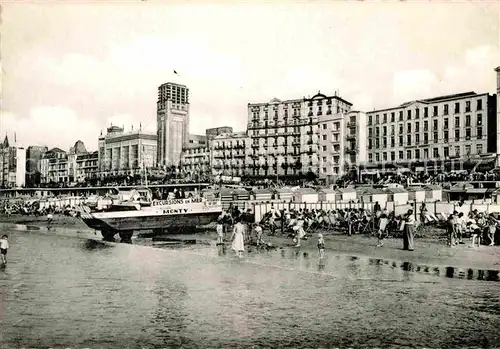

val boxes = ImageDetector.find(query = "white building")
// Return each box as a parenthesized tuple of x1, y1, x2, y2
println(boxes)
(0, 135, 26, 188)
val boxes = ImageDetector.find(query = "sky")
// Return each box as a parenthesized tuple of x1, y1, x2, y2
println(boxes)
(1, 1, 499, 151)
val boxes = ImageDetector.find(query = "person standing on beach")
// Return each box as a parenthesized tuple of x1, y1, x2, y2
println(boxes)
(231, 216, 246, 258)
(317, 233, 325, 259)
(403, 209, 415, 251)
(0, 235, 9, 265)
(216, 219, 224, 245)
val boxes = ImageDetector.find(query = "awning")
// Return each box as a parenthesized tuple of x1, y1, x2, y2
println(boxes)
(465, 188, 488, 194)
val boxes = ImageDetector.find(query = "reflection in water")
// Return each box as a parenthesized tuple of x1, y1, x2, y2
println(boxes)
(318, 257, 326, 271)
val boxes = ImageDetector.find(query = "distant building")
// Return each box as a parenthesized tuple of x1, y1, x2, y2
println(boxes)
(205, 126, 233, 140)
(0, 135, 26, 188)
(185, 134, 207, 149)
(247, 92, 352, 178)
(40, 140, 98, 184)
(157, 82, 190, 167)
(26, 145, 48, 187)
(98, 125, 157, 176)
(210, 131, 251, 178)
(366, 91, 497, 171)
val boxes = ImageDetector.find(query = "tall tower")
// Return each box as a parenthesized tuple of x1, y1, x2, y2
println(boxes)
(495, 67, 500, 167)
(157, 82, 190, 167)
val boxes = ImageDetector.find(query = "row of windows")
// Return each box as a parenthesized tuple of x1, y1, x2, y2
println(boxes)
(368, 99, 484, 124)
(368, 127, 484, 149)
(368, 144, 484, 162)
(369, 118, 483, 137)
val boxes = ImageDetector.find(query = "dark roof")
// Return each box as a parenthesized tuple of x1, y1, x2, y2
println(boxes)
(48, 147, 66, 153)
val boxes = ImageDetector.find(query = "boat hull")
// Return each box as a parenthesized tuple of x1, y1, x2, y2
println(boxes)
(81, 211, 220, 232)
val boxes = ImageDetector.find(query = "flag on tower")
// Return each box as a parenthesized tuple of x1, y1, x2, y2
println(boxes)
(174, 69, 179, 76)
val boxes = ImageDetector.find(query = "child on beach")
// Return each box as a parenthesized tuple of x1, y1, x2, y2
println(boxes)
(0, 235, 9, 265)
(317, 233, 325, 259)
(216, 219, 224, 245)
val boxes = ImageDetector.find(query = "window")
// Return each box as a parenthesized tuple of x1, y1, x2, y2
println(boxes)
(477, 144, 483, 154)
(376, 114, 379, 123)
(407, 110, 411, 119)
(423, 148, 429, 158)
(433, 148, 439, 158)
(399, 124, 403, 134)
(477, 99, 483, 110)
(368, 139, 373, 149)
(391, 125, 395, 135)
(383, 137, 387, 147)
(399, 151, 404, 159)
(391, 152, 395, 161)
(424, 121, 428, 131)
(368, 154, 373, 162)
(415, 122, 420, 131)
(383, 126, 387, 136)
(455, 129, 460, 141)
(465, 115, 471, 127)
(322, 157, 327, 162)
(455, 146, 460, 157)
(383, 152, 388, 161)
(477, 127, 483, 139)
(424, 133, 429, 144)
(465, 101, 471, 112)
(368, 128, 373, 137)
(415, 134, 420, 144)
(383, 113, 387, 123)
(465, 128, 471, 140)
(391, 112, 395, 122)
(407, 134, 411, 145)
(322, 124, 326, 130)
(465, 145, 471, 155)
(375, 153, 380, 162)
(399, 136, 403, 146)
(415, 149, 420, 159)
(433, 132, 438, 143)
(375, 138, 380, 148)
(455, 116, 460, 128)
(433, 106, 438, 116)
(433, 119, 438, 131)
(444, 104, 449, 115)
(454, 102, 460, 114)
(444, 130, 449, 143)
(368, 115, 372, 125)
(333, 134, 339, 142)
(406, 150, 412, 160)
(444, 118, 449, 129)
(407, 123, 411, 133)
(415, 108, 420, 118)
(424, 107, 428, 117)
(477, 114, 482, 125)
(375, 127, 380, 137)
(322, 145, 327, 151)
(444, 147, 449, 158)
(391, 137, 395, 147)
(322, 135, 327, 141)
(399, 111, 403, 121)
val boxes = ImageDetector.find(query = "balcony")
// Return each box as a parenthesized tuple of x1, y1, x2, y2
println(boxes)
(346, 134, 356, 140)
(345, 146, 358, 154)
(347, 121, 356, 127)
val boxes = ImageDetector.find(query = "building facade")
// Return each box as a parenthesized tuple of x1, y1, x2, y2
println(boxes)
(366, 92, 497, 169)
(40, 147, 69, 184)
(205, 126, 233, 140)
(185, 134, 207, 149)
(210, 131, 251, 178)
(98, 125, 157, 176)
(179, 146, 210, 180)
(246, 92, 352, 178)
(317, 111, 367, 181)
(25, 145, 48, 187)
(157, 82, 190, 167)
(495, 66, 500, 167)
(0, 135, 26, 188)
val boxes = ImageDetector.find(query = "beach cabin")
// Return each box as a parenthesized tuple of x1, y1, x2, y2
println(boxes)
(492, 188, 500, 204)
(447, 182, 474, 202)
(384, 187, 409, 206)
(293, 187, 319, 203)
(251, 188, 274, 202)
(232, 188, 250, 202)
(424, 185, 443, 202)
(275, 187, 294, 202)
(407, 186, 426, 203)
(318, 188, 336, 202)
(335, 187, 357, 202)
(356, 187, 388, 209)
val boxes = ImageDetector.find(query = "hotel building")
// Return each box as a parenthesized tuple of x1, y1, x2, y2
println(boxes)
(179, 134, 210, 180)
(318, 111, 367, 181)
(0, 135, 26, 188)
(98, 125, 157, 176)
(157, 82, 190, 167)
(246, 92, 352, 178)
(366, 91, 497, 170)
(210, 131, 251, 178)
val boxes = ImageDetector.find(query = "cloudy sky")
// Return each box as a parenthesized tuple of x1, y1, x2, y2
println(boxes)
(1, 1, 499, 151)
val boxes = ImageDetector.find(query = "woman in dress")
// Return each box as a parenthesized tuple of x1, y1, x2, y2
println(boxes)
(231, 216, 246, 258)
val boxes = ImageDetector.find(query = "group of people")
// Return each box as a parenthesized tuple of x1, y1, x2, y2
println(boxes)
(446, 210, 500, 247)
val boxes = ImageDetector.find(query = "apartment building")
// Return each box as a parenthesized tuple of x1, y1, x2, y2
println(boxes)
(98, 125, 157, 176)
(366, 91, 497, 168)
(180, 146, 210, 177)
(246, 92, 352, 178)
(210, 131, 250, 178)
(318, 111, 367, 181)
